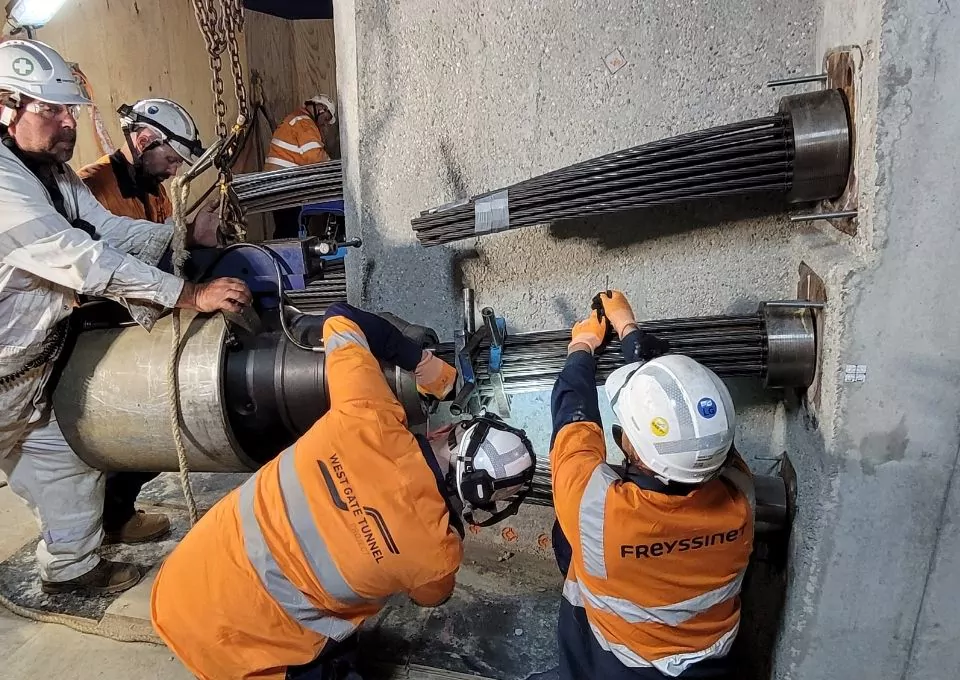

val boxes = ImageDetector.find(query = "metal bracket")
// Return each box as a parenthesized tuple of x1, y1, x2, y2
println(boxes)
(796, 262, 828, 411)
(482, 307, 510, 417)
(765, 73, 828, 88)
(450, 290, 511, 417)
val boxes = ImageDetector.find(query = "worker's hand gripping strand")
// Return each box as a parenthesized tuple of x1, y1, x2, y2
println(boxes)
(595, 289, 638, 338)
(568, 312, 610, 355)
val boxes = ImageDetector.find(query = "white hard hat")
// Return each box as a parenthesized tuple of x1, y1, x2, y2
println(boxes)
(605, 355, 736, 485)
(305, 94, 336, 124)
(0, 39, 91, 106)
(119, 98, 204, 164)
(445, 413, 536, 526)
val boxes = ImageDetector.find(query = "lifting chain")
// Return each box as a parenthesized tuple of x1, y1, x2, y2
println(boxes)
(165, 1, 254, 530)
(189, 0, 249, 243)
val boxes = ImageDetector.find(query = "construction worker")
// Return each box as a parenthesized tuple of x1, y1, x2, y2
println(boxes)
(152, 302, 537, 680)
(78, 98, 216, 547)
(551, 291, 755, 679)
(78, 98, 212, 226)
(0, 39, 252, 596)
(266, 94, 337, 239)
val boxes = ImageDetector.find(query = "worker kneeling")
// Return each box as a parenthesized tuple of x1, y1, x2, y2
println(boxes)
(151, 302, 536, 680)
(551, 291, 755, 679)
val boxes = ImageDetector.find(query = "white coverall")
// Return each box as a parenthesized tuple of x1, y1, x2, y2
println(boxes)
(0, 141, 184, 582)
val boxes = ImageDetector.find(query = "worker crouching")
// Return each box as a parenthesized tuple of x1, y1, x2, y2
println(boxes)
(551, 291, 755, 679)
(151, 302, 536, 680)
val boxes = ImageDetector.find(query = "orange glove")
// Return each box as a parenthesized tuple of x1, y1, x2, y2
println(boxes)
(597, 290, 637, 337)
(415, 350, 457, 399)
(569, 313, 609, 355)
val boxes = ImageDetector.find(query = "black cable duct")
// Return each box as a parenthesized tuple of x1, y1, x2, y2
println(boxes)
(412, 90, 851, 246)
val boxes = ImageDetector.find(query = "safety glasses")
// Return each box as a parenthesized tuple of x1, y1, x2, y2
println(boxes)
(23, 101, 80, 120)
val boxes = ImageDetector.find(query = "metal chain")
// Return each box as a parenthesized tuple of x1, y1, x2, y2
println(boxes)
(189, 0, 249, 242)
(225, 0, 249, 122)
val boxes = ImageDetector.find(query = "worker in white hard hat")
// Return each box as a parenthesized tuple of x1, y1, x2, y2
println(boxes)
(78, 98, 224, 549)
(550, 290, 755, 680)
(0, 39, 252, 596)
(152, 301, 537, 680)
(265, 93, 339, 239)
(79, 98, 215, 229)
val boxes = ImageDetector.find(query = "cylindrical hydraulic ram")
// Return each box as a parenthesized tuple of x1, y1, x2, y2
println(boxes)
(54, 312, 257, 473)
(54, 312, 425, 473)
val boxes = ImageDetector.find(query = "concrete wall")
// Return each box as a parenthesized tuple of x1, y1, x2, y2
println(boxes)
(337, 0, 960, 677)
(337, 0, 821, 463)
(775, 1, 960, 678)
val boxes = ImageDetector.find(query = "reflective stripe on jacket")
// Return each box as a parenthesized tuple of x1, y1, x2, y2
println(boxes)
(265, 107, 330, 170)
(78, 151, 172, 224)
(0, 142, 182, 460)
(151, 313, 463, 680)
(552, 421, 754, 677)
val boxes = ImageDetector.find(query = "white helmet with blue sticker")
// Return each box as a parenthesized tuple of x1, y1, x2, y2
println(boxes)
(605, 354, 735, 484)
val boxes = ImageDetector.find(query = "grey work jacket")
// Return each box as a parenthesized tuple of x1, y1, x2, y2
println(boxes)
(0, 142, 184, 460)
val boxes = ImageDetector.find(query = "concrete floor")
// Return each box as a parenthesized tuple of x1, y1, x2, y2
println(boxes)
(0, 485, 191, 680)
(0, 482, 556, 680)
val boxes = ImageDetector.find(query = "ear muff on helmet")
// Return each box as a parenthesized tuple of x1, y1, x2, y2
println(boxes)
(453, 413, 536, 528)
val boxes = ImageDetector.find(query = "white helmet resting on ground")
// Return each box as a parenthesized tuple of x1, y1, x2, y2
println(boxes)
(305, 94, 336, 124)
(0, 39, 91, 111)
(118, 98, 204, 164)
(440, 413, 537, 527)
(605, 354, 736, 485)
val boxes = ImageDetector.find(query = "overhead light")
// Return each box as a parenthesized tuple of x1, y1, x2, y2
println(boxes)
(5, 0, 69, 29)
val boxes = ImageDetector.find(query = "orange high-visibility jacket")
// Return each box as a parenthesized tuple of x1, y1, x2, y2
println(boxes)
(151, 314, 463, 680)
(265, 106, 331, 170)
(552, 421, 755, 676)
(78, 150, 172, 223)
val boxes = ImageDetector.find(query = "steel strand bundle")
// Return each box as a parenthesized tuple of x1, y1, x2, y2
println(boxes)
(412, 90, 850, 246)
(285, 260, 347, 314)
(232, 160, 343, 214)
(435, 302, 817, 396)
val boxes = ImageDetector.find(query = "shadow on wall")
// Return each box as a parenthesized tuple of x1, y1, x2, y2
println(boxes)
(548, 192, 793, 250)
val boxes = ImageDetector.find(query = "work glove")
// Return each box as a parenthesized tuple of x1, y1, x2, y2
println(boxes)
(595, 290, 637, 338)
(568, 312, 610, 355)
(415, 350, 457, 399)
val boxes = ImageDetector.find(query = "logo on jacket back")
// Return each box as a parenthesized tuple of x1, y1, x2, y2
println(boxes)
(621, 526, 747, 559)
(319, 454, 400, 563)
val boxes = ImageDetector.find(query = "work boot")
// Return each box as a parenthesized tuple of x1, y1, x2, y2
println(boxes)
(103, 510, 171, 545)
(41, 559, 141, 596)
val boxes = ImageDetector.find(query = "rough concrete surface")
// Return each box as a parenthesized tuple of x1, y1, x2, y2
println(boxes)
(337, 0, 960, 678)
(339, 0, 821, 463)
(771, 2, 960, 679)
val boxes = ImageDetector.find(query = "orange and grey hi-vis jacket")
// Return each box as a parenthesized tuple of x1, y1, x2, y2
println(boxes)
(151, 303, 463, 680)
(78, 150, 172, 224)
(265, 106, 331, 170)
(550, 333, 755, 679)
